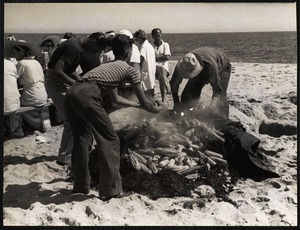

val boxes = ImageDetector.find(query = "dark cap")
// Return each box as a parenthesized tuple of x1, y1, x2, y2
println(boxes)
(88, 32, 106, 50)
(63, 32, 76, 39)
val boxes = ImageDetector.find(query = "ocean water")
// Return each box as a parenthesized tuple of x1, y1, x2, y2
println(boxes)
(5, 31, 297, 64)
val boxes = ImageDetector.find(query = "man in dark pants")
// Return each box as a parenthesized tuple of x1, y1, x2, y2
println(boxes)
(46, 32, 106, 166)
(170, 47, 231, 119)
(64, 34, 161, 201)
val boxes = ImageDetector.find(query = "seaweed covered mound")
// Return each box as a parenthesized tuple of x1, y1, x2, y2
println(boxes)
(121, 165, 195, 199)
(119, 159, 239, 200)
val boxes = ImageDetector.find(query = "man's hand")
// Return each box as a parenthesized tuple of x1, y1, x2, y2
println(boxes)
(151, 105, 162, 114)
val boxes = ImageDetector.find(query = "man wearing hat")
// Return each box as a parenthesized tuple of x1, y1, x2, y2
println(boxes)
(45, 32, 106, 166)
(170, 47, 231, 118)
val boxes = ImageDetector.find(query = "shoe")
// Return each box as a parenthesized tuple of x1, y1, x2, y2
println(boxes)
(99, 191, 134, 201)
(10, 129, 24, 138)
(56, 153, 71, 166)
(72, 185, 90, 194)
(56, 160, 66, 166)
(72, 188, 90, 194)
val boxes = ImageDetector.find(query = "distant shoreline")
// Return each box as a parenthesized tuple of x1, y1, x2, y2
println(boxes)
(4, 31, 296, 35)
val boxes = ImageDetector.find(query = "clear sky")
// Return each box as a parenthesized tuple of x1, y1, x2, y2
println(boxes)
(4, 2, 297, 34)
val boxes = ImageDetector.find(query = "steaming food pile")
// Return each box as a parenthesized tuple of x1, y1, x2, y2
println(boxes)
(89, 117, 239, 202)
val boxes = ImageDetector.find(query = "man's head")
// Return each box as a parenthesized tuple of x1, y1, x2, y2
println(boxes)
(86, 32, 106, 53)
(177, 53, 204, 79)
(63, 32, 76, 39)
(105, 31, 116, 48)
(112, 34, 133, 62)
(12, 45, 31, 60)
(151, 28, 162, 42)
(133, 29, 147, 45)
(37, 36, 61, 52)
(5, 40, 42, 60)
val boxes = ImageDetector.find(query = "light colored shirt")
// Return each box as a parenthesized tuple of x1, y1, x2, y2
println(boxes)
(4, 59, 20, 113)
(102, 50, 115, 64)
(17, 59, 48, 106)
(130, 44, 140, 63)
(153, 39, 171, 72)
(140, 40, 156, 91)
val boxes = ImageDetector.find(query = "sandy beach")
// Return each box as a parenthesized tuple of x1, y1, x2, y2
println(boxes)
(3, 61, 297, 226)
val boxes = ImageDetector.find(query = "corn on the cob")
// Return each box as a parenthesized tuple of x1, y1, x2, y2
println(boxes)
(167, 159, 176, 168)
(139, 162, 153, 174)
(132, 151, 147, 165)
(205, 150, 224, 158)
(154, 147, 179, 156)
(198, 151, 217, 166)
(129, 153, 141, 171)
(210, 156, 228, 165)
(159, 159, 170, 167)
(135, 149, 155, 156)
(177, 165, 203, 175)
(148, 161, 158, 173)
(168, 165, 190, 172)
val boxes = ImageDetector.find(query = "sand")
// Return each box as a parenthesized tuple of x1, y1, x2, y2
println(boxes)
(3, 61, 297, 226)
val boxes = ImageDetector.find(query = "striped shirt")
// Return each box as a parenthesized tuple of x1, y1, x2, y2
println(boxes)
(81, 60, 141, 89)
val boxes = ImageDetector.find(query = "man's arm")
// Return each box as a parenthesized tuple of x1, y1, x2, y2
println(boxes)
(169, 66, 183, 110)
(129, 62, 141, 74)
(69, 70, 81, 81)
(109, 88, 139, 107)
(132, 83, 161, 114)
(156, 54, 170, 62)
(52, 59, 77, 85)
(209, 70, 224, 109)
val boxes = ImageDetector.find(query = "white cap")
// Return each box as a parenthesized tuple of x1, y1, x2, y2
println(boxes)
(59, 38, 67, 44)
(119, 29, 133, 39)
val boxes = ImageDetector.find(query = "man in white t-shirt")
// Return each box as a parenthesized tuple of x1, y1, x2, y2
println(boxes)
(134, 29, 156, 100)
(151, 28, 171, 102)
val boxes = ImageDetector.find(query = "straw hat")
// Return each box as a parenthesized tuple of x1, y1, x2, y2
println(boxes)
(37, 35, 61, 47)
(4, 40, 42, 58)
(176, 53, 203, 79)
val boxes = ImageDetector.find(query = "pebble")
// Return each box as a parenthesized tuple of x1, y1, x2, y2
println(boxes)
(268, 180, 281, 189)
(254, 196, 270, 202)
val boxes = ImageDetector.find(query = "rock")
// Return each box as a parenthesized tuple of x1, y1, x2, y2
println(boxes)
(194, 185, 216, 198)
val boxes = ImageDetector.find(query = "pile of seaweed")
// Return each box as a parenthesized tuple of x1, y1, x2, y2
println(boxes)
(120, 160, 239, 201)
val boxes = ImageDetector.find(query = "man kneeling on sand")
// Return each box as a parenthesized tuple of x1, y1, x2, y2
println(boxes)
(64, 34, 162, 201)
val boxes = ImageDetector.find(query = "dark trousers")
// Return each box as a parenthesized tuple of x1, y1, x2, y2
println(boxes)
(45, 70, 73, 164)
(181, 64, 231, 118)
(64, 82, 122, 196)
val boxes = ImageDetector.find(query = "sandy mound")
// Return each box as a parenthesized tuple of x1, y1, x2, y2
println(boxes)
(3, 62, 297, 226)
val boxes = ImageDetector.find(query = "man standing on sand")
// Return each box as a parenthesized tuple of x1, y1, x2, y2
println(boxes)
(170, 47, 231, 119)
(134, 29, 156, 100)
(45, 32, 106, 166)
(151, 28, 172, 102)
(64, 34, 161, 200)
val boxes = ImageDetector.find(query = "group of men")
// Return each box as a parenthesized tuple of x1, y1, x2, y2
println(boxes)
(5, 30, 232, 201)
